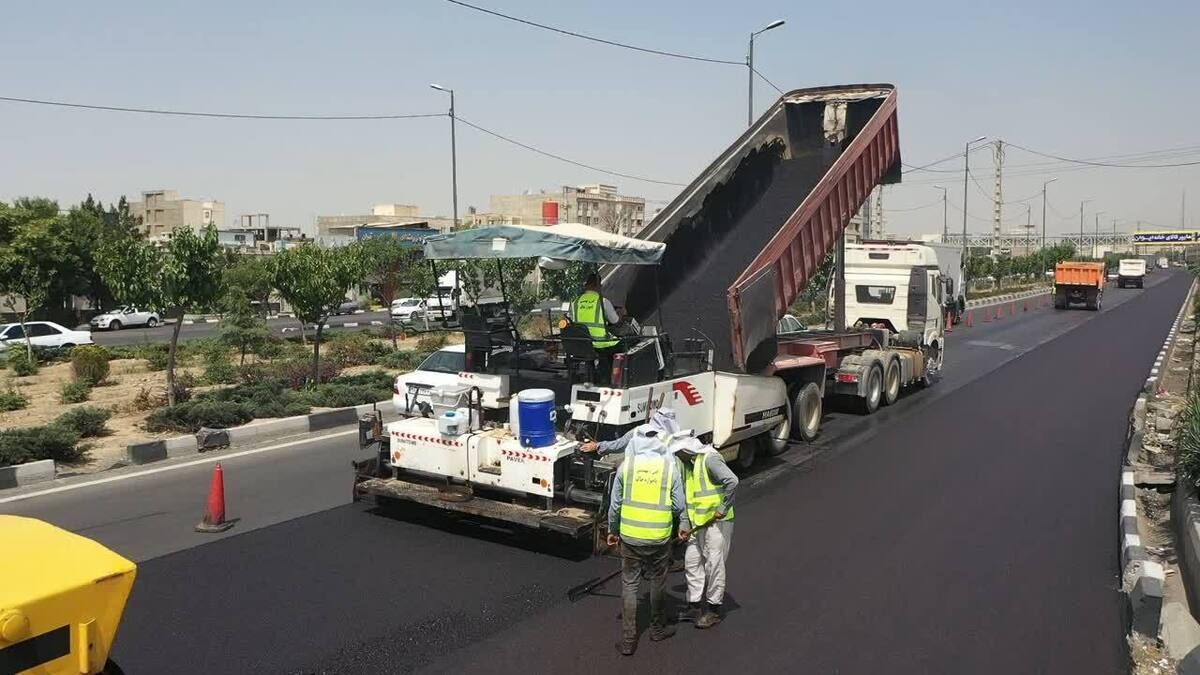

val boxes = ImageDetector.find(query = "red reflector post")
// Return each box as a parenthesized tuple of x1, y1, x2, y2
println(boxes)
(611, 354, 626, 388)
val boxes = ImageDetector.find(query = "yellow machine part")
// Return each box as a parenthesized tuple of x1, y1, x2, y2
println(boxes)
(0, 515, 136, 675)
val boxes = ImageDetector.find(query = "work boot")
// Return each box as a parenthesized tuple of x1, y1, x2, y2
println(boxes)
(695, 604, 722, 629)
(677, 602, 702, 623)
(616, 639, 637, 656)
(649, 624, 676, 641)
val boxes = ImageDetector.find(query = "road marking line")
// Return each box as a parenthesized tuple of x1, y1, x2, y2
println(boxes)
(0, 429, 357, 505)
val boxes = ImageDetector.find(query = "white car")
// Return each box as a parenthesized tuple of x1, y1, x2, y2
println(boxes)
(393, 344, 466, 414)
(778, 314, 807, 335)
(390, 297, 426, 323)
(90, 305, 160, 331)
(0, 321, 94, 349)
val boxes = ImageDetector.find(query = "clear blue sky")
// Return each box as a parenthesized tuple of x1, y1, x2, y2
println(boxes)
(2, 0, 1197, 237)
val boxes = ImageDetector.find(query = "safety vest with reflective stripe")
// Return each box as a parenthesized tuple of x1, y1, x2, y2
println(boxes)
(571, 290, 619, 349)
(619, 453, 676, 543)
(686, 451, 734, 527)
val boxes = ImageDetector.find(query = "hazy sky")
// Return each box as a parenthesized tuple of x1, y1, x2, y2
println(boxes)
(2, 1, 1197, 237)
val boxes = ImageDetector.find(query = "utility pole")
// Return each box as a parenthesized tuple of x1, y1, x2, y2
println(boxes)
(1041, 178, 1057, 275)
(1094, 210, 1105, 259)
(430, 84, 459, 229)
(862, 188, 873, 240)
(874, 188, 884, 238)
(1079, 199, 1092, 256)
(747, 20, 785, 127)
(934, 185, 948, 241)
(992, 140, 1004, 255)
(962, 136, 987, 264)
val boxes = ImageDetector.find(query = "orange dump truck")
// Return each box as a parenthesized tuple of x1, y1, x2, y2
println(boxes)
(1054, 261, 1105, 311)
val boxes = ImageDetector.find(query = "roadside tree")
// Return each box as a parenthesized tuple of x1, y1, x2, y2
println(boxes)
(272, 243, 365, 383)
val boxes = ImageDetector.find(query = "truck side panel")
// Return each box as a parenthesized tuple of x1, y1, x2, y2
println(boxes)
(711, 372, 788, 449)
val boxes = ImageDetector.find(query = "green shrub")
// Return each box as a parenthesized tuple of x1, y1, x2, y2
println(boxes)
(55, 406, 112, 438)
(0, 424, 84, 466)
(103, 345, 141, 360)
(198, 340, 237, 384)
(416, 332, 449, 352)
(71, 345, 111, 385)
(60, 381, 92, 404)
(252, 338, 287, 362)
(140, 344, 170, 370)
(300, 371, 393, 408)
(0, 387, 29, 412)
(7, 349, 37, 376)
(327, 333, 393, 367)
(1178, 391, 1200, 492)
(176, 370, 200, 389)
(377, 350, 431, 372)
(270, 358, 341, 389)
(146, 399, 255, 433)
(331, 370, 394, 390)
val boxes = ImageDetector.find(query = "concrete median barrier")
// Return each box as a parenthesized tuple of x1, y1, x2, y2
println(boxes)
(0, 459, 55, 489)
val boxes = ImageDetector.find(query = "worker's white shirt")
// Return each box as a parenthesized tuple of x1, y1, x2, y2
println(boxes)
(601, 297, 619, 324)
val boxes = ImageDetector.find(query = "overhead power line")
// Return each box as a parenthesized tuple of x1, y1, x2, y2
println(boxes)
(884, 197, 943, 213)
(1006, 141, 1200, 168)
(751, 67, 785, 94)
(0, 95, 444, 120)
(456, 117, 687, 187)
(444, 0, 742, 65)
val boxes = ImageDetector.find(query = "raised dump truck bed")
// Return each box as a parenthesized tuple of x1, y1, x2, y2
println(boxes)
(605, 84, 901, 373)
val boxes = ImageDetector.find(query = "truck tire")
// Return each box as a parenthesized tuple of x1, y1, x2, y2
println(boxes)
(790, 383, 822, 442)
(732, 440, 757, 471)
(764, 408, 791, 456)
(859, 364, 883, 414)
(882, 358, 901, 406)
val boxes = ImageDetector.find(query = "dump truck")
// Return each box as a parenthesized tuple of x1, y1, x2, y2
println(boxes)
(356, 84, 932, 548)
(0, 516, 136, 674)
(1054, 261, 1105, 310)
(1117, 258, 1147, 288)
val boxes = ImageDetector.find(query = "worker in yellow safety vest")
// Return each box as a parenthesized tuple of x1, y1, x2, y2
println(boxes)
(605, 425, 690, 656)
(570, 273, 623, 383)
(673, 434, 738, 629)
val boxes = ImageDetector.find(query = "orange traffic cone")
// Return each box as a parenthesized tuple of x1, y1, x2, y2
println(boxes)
(196, 463, 235, 533)
(945, 312, 954, 332)
(966, 311, 974, 327)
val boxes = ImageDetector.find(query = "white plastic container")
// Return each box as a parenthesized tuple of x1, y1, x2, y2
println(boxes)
(437, 410, 464, 436)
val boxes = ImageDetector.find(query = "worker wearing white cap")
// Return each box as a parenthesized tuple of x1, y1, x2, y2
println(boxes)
(579, 408, 681, 457)
(672, 434, 737, 629)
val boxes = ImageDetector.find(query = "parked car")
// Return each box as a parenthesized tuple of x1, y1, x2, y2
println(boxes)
(334, 300, 362, 315)
(390, 297, 426, 323)
(0, 321, 94, 348)
(393, 344, 466, 414)
(778, 314, 807, 335)
(90, 305, 160, 331)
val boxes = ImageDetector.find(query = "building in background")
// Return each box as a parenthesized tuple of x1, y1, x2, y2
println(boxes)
(217, 213, 305, 253)
(486, 184, 647, 236)
(127, 189, 224, 240)
(316, 203, 454, 245)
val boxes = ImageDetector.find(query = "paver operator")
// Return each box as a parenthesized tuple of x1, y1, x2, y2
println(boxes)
(570, 273, 623, 380)
(673, 434, 738, 629)
(605, 425, 690, 656)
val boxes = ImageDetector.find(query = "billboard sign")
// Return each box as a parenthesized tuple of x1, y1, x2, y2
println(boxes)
(1131, 230, 1200, 246)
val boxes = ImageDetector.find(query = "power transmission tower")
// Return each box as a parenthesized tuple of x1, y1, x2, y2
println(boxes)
(873, 188, 885, 238)
(992, 140, 1004, 255)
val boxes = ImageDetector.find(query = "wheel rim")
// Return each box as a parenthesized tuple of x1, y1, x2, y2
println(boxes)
(868, 369, 881, 406)
(804, 394, 820, 433)
(886, 365, 900, 400)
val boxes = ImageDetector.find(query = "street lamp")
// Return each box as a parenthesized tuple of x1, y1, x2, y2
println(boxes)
(1093, 210, 1106, 259)
(747, 19, 785, 126)
(961, 136, 988, 261)
(430, 83, 459, 229)
(933, 185, 949, 241)
(1041, 177, 1057, 275)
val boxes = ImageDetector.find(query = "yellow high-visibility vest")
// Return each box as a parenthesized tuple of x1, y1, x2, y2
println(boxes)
(686, 452, 734, 527)
(619, 453, 675, 543)
(571, 290, 619, 349)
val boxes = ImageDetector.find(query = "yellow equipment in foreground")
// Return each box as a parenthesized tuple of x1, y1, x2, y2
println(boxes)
(0, 516, 136, 675)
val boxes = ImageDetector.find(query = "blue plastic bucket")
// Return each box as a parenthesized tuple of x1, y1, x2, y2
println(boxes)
(517, 389, 556, 448)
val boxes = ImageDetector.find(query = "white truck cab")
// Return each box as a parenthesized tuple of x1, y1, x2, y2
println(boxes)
(840, 243, 946, 349)
(1118, 259, 1147, 288)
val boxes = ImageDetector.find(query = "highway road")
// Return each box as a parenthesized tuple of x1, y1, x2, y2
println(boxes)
(81, 310, 394, 346)
(3, 270, 1189, 673)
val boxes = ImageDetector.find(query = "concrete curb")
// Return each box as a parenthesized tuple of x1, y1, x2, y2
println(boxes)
(0, 459, 55, 489)
(125, 400, 389, 466)
(1118, 277, 1195, 640)
(964, 286, 1050, 310)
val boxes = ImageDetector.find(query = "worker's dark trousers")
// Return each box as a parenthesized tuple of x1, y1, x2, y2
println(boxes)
(620, 541, 671, 641)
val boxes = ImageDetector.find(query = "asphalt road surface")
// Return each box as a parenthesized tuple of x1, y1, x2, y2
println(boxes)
(82, 310, 393, 346)
(3, 270, 1188, 673)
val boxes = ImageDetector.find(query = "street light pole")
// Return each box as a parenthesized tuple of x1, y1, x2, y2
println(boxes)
(1079, 199, 1092, 257)
(962, 136, 988, 262)
(933, 185, 948, 241)
(430, 84, 459, 229)
(1041, 178, 1057, 275)
(1093, 210, 1105, 259)
(747, 19, 785, 127)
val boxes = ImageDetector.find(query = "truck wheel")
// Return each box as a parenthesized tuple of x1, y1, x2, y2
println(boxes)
(764, 408, 791, 456)
(859, 364, 882, 414)
(882, 359, 901, 406)
(790, 383, 822, 442)
(732, 440, 757, 471)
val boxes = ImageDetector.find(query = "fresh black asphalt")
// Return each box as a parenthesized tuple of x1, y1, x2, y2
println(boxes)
(92, 271, 1189, 673)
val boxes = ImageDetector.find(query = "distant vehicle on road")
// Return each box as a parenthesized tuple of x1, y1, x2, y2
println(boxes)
(1117, 258, 1147, 288)
(390, 297, 426, 323)
(1107, 270, 1119, 282)
(777, 314, 806, 334)
(1158, 257, 1170, 269)
(1054, 261, 1105, 310)
(392, 344, 466, 414)
(0, 321, 94, 348)
(333, 300, 362, 315)
(90, 305, 160, 330)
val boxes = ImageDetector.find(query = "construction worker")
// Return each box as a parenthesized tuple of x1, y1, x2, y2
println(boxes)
(672, 435, 738, 629)
(606, 425, 690, 656)
(579, 408, 680, 457)
(570, 273, 623, 382)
